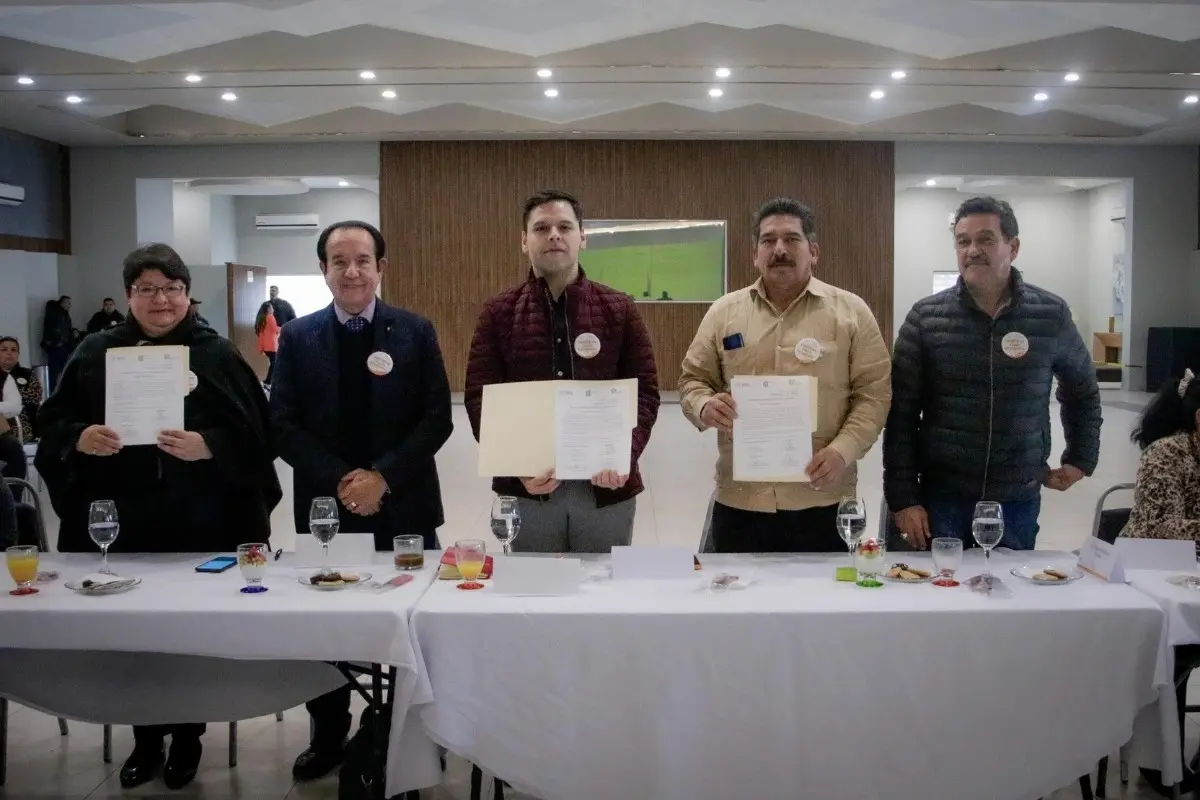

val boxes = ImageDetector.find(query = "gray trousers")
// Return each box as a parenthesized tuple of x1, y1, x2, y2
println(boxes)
(513, 481, 635, 553)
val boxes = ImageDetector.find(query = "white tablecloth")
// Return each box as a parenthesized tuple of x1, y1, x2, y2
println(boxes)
(0, 552, 442, 797)
(413, 550, 1166, 800)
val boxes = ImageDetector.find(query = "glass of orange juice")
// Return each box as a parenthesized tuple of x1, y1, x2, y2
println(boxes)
(6, 545, 40, 596)
(454, 539, 487, 591)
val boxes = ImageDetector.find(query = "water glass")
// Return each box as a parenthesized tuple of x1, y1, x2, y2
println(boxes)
(836, 497, 867, 569)
(309, 497, 339, 575)
(237, 543, 269, 594)
(6, 545, 39, 596)
(88, 500, 119, 575)
(393, 535, 425, 571)
(454, 539, 487, 591)
(490, 496, 521, 556)
(972, 501, 1005, 590)
(931, 537, 964, 587)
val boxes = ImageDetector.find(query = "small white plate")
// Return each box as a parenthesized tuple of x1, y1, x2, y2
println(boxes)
(1166, 574, 1200, 592)
(297, 571, 372, 591)
(1010, 565, 1083, 585)
(65, 577, 141, 595)
(700, 571, 758, 592)
(881, 563, 934, 583)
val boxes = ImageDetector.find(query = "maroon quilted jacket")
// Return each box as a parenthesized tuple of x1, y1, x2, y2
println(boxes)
(465, 268, 660, 507)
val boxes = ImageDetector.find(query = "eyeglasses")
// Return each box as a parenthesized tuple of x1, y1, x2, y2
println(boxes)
(132, 284, 186, 298)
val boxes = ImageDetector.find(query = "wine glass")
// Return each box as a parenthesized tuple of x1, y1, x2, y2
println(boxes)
(6, 545, 40, 596)
(88, 500, 119, 575)
(490, 496, 521, 556)
(309, 497, 339, 575)
(455, 539, 487, 591)
(931, 537, 964, 587)
(836, 497, 867, 569)
(972, 501, 1005, 590)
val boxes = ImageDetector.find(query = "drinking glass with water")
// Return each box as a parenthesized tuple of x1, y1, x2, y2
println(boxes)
(491, 496, 521, 556)
(972, 501, 1004, 590)
(88, 500, 119, 575)
(836, 497, 867, 568)
(309, 497, 339, 575)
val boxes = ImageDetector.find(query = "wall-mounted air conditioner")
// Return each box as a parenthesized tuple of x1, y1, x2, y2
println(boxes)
(254, 213, 319, 231)
(0, 182, 26, 207)
(1109, 206, 1127, 222)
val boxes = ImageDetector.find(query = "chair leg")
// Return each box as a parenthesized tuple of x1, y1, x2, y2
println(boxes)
(102, 724, 112, 763)
(1120, 743, 1131, 785)
(470, 764, 482, 800)
(1096, 756, 1108, 798)
(57, 717, 68, 736)
(228, 721, 237, 768)
(275, 711, 284, 722)
(1, 697, 9, 787)
(1078, 771, 1095, 800)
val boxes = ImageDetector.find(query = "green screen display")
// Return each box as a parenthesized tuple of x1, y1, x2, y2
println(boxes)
(580, 220, 726, 302)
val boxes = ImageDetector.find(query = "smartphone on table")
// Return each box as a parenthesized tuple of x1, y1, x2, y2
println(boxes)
(195, 556, 237, 573)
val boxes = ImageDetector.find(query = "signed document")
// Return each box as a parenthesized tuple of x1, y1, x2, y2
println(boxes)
(105, 345, 187, 446)
(553, 383, 633, 480)
(731, 375, 815, 482)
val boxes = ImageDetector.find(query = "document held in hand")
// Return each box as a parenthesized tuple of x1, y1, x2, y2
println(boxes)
(477, 378, 636, 478)
(730, 375, 816, 482)
(104, 345, 188, 446)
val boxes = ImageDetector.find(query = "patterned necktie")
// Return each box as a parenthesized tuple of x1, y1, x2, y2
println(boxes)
(344, 316, 367, 333)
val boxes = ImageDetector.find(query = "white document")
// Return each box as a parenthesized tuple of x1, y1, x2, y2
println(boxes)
(1078, 537, 1126, 583)
(553, 383, 633, 481)
(1115, 538, 1196, 571)
(492, 556, 582, 595)
(293, 532, 376, 567)
(610, 546, 695, 580)
(104, 346, 187, 446)
(730, 375, 814, 482)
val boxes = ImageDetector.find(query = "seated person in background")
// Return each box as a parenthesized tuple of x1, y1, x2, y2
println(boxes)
(0, 336, 45, 444)
(35, 243, 280, 792)
(86, 297, 125, 334)
(1121, 369, 1200, 551)
(0, 364, 27, 480)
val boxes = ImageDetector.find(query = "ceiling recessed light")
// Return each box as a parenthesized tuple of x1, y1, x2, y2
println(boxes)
(221, 91, 237, 101)
(924, 178, 937, 186)
(537, 68, 553, 78)
(1064, 72, 1080, 82)
(1186, 95, 1200, 105)
(1192, 73, 1200, 77)
(708, 87, 723, 98)
(544, 87, 558, 98)
(338, 180, 350, 187)
(381, 89, 397, 99)
(891, 70, 907, 79)
(869, 89, 885, 100)
(986, 132, 997, 136)
(185, 73, 202, 83)
(1033, 92, 1049, 101)
(65, 95, 83, 104)
(16, 76, 33, 85)
(360, 70, 376, 80)
(715, 67, 731, 78)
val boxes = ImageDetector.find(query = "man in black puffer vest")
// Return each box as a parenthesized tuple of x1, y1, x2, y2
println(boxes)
(884, 196, 1101, 551)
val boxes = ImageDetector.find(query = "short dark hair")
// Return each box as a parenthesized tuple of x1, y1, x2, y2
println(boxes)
(522, 190, 583, 230)
(103, 297, 115, 304)
(953, 196, 1019, 240)
(753, 198, 817, 243)
(58, 295, 71, 303)
(1133, 372, 1200, 450)
(317, 221, 386, 263)
(121, 243, 191, 293)
(0, 336, 18, 350)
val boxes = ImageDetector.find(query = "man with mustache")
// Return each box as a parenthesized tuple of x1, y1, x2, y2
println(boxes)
(884, 196, 1101, 551)
(465, 189, 660, 552)
(679, 197, 891, 552)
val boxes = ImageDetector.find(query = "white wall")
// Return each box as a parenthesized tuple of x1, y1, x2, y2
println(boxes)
(0, 250, 60, 363)
(1085, 183, 1130, 349)
(234, 188, 379, 275)
(209, 194, 237, 265)
(171, 183, 211, 267)
(896, 143, 1198, 390)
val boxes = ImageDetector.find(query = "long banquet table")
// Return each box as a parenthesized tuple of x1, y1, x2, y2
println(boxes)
(413, 549, 1168, 800)
(0, 552, 443, 797)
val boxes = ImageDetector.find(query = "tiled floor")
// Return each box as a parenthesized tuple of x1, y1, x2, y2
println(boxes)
(4, 391, 1178, 799)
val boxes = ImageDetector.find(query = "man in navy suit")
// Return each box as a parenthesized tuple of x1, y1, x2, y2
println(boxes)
(270, 219, 452, 781)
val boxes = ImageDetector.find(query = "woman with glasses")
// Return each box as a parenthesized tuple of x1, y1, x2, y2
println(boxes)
(35, 243, 281, 792)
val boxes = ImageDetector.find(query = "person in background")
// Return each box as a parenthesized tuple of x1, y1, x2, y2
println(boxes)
(35, 243, 280, 792)
(271, 220, 452, 781)
(255, 301, 280, 388)
(188, 298, 210, 327)
(884, 196, 1101, 552)
(679, 197, 890, 552)
(0, 337, 42, 444)
(0, 478, 15, 549)
(41, 295, 74, 392)
(86, 297, 125, 334)
(269, 285, 297, 327)
(0, 367, 27, 480)
(465, 189, 660, 553)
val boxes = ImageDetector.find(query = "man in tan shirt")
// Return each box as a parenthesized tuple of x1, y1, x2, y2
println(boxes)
(679, 197, 891, 552)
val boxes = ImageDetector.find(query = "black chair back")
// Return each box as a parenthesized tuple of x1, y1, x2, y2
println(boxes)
(1096, 508, 1133, 545)
(3, 478, 47, 551)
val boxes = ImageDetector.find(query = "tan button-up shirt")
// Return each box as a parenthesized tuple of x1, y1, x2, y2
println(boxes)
(679, 277, 891, 513)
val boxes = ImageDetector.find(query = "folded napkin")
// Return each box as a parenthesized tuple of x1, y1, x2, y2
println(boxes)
(438, 549, 493, 580)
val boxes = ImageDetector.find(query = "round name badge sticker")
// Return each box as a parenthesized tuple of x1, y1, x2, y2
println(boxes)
(187, 371, 199, 393)
(367, 351, 394, 376)
(15, 377, 26, 386)
(1001, 332, 1030, 359)
(574, 332, 601, 359)
(794, 337, 822, 363)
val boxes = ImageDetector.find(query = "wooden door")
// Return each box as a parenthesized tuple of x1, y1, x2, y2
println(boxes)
(226, 262, 269, 379)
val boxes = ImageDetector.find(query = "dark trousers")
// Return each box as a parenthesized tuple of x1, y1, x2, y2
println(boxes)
(0, 434, 26, 480)
(264, 351, 277, 385)
(46, 346, 70, 394)
(711, 502, 843, 553)
(306, 685, 353, 748)
(133, 723, 206, 747)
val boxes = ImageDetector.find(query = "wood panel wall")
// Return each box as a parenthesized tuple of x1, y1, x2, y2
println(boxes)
(379, 141, 894, 393)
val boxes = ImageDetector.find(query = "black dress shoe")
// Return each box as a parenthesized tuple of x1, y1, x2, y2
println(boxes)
(163, 738, 202, 790)
(292, 743, 345, 782)
(119, 744, 165, 789)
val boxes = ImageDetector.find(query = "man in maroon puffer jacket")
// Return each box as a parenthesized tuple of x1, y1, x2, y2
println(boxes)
(465, 189, 660, 552)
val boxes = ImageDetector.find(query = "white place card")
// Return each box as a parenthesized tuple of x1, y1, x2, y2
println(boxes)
(1115, 538, 1196, 571)
(492, 556, 582, 596)
(1078, 537, 1126, 583)
(294, 532, 376, 567)
(610, 546, 695, 581)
